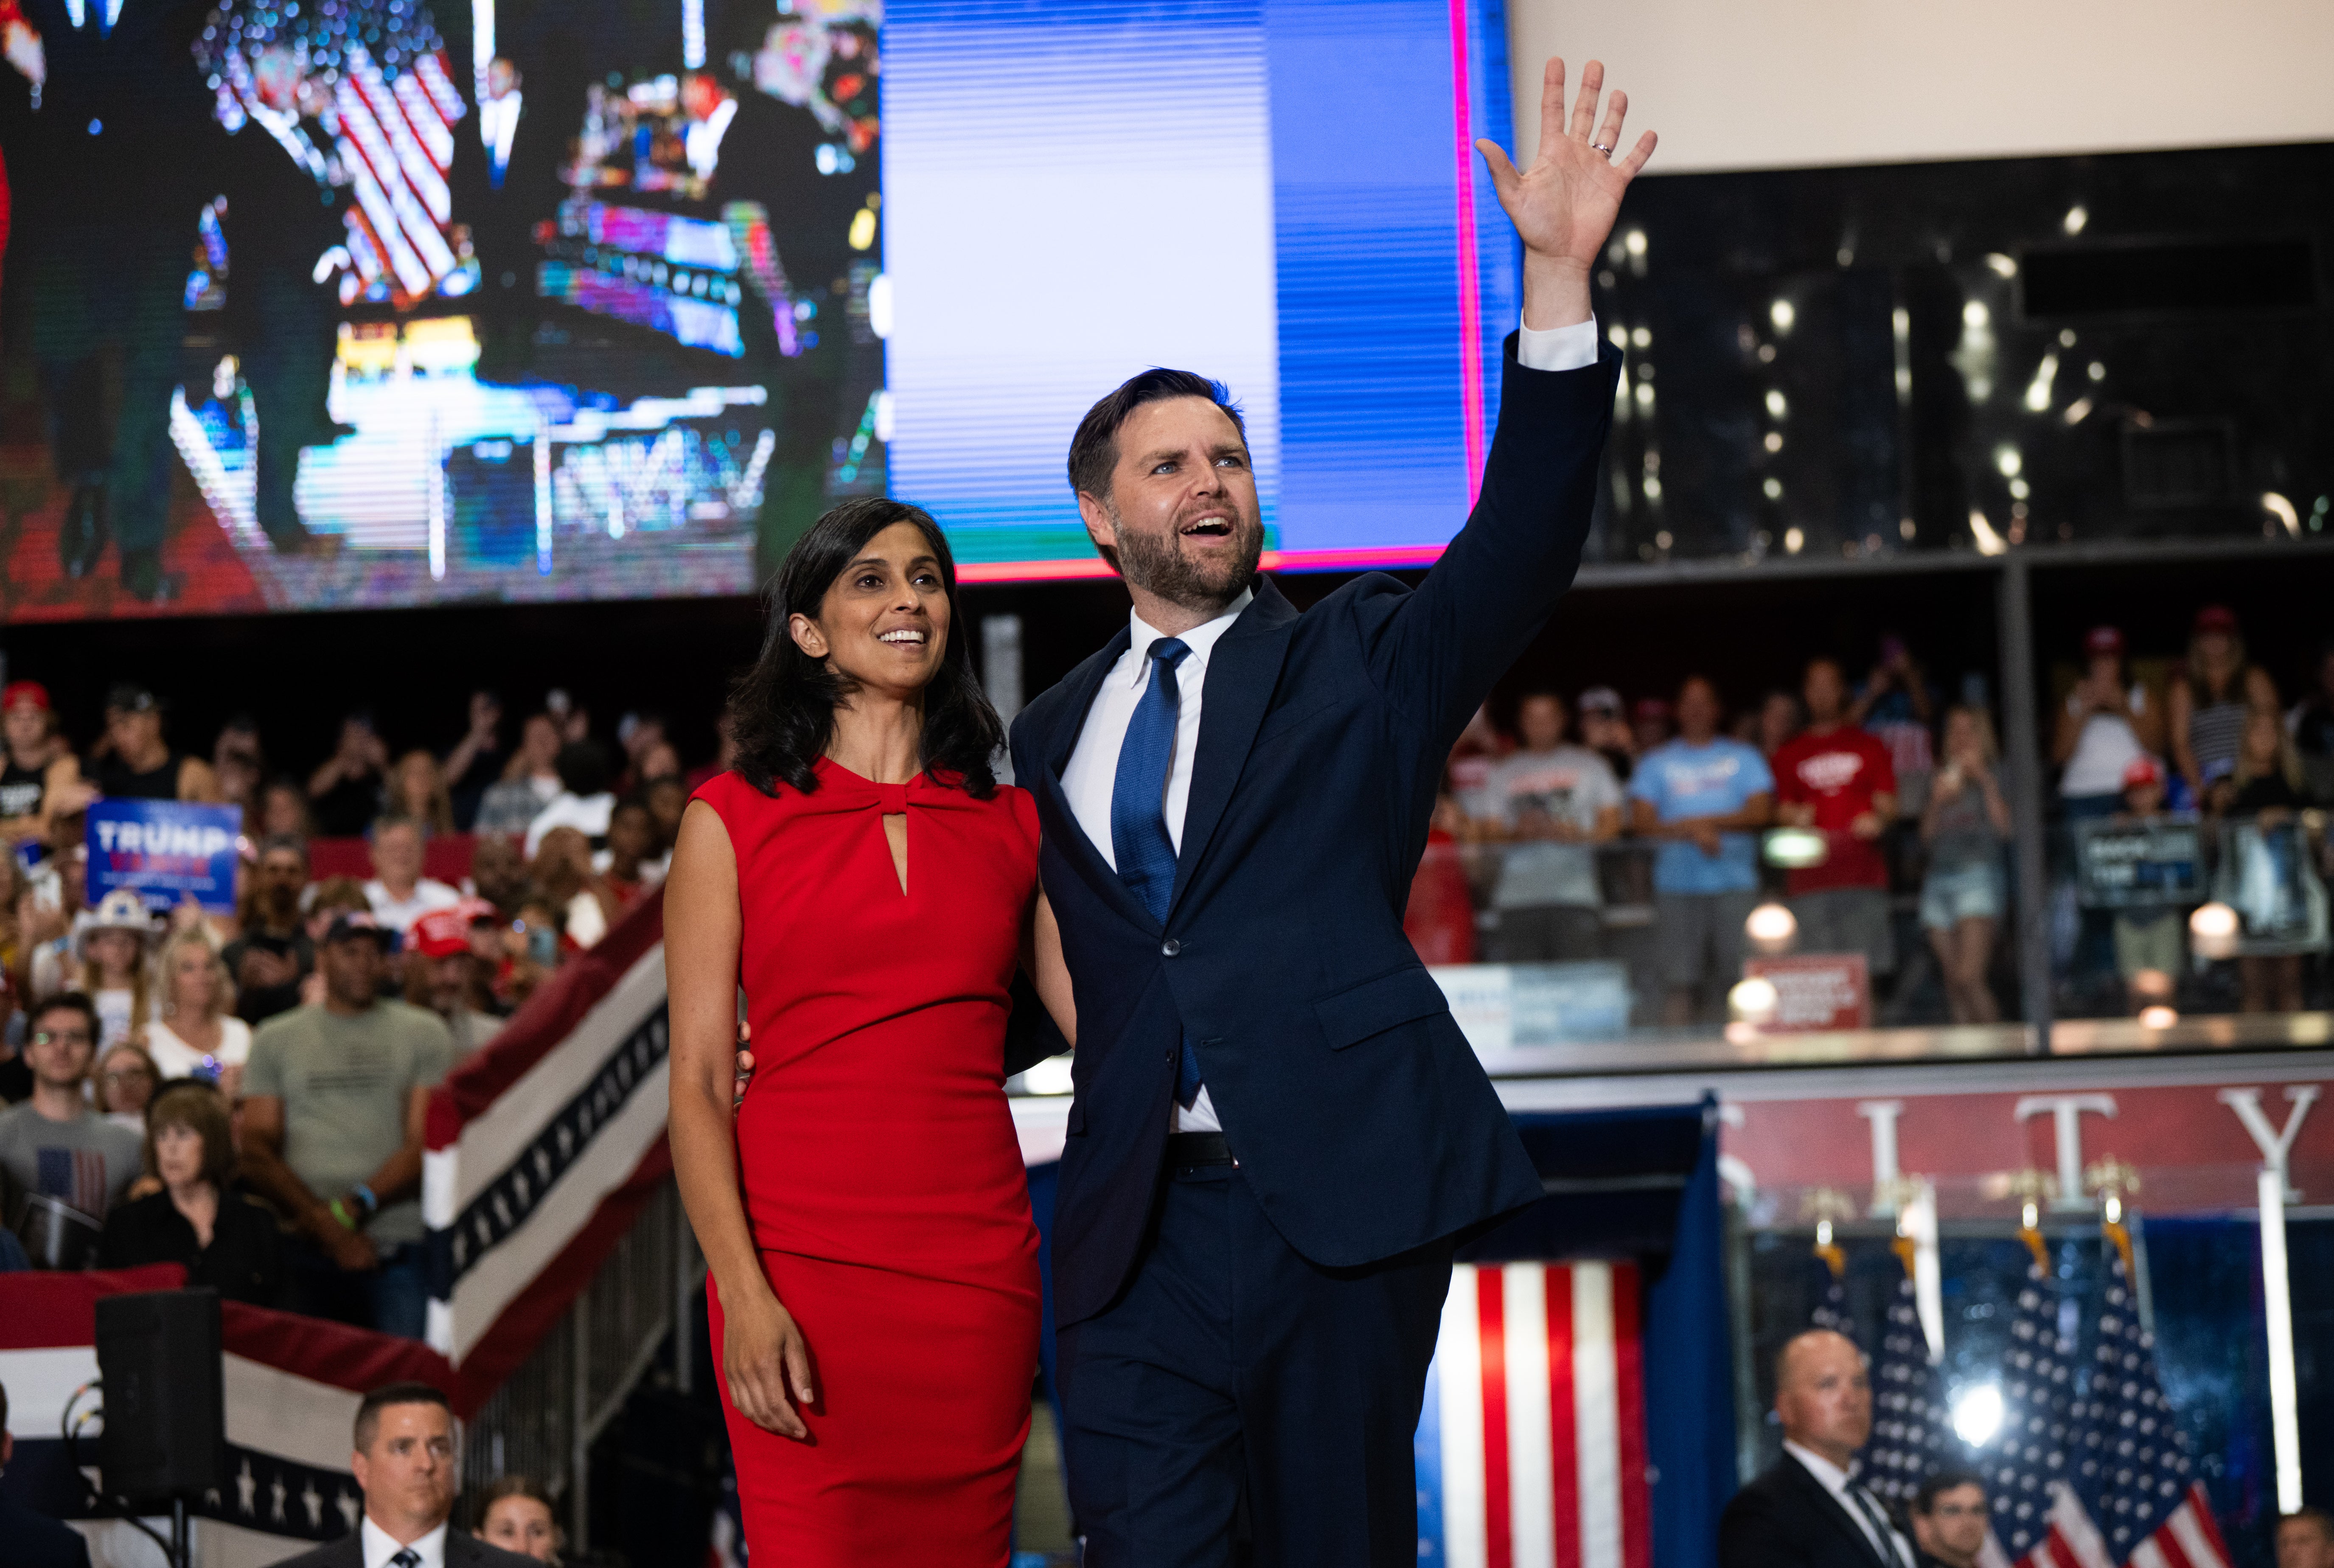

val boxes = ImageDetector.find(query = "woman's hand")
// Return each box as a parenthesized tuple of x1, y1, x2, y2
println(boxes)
(723, 1284, 816, 1439)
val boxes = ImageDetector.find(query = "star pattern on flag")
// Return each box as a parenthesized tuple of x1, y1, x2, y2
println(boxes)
(1987, 1263, 2076, 1560)
(2071, 1251, 2211, 1561)
(1859, 1268, 1962, 1506)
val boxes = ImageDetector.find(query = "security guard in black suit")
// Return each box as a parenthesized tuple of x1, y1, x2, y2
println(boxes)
(1722, 1330, 1919, 1568)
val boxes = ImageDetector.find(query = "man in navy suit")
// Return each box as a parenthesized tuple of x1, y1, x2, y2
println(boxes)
(1006, 56, 1656, 1565)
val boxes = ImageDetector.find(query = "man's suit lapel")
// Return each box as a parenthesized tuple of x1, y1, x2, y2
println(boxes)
(1167, 581, 1299, 914)
(1782, 1453, 1895, 1568)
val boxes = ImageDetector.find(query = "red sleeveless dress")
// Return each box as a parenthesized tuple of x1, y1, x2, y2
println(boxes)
(695, 761, 1042, 1564)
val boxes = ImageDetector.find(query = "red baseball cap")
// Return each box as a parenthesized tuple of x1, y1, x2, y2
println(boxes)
(2192, 605, 2237, 635)
(2122, 756, 2163, 789)
(2, 681, 51, 712)
(2083, 626, 2124, 657)
(409, 899, 497, 959)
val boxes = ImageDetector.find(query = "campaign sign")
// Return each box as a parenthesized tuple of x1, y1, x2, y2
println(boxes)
(1744, 954, 1872, 1031)
(2073, 817, 2204, 909)
(86, 799, 244, 913)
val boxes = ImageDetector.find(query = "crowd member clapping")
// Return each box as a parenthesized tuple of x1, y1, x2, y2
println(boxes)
(94, 1081, 281, 1304)
(1918, 707, 2010, 1024)
(531, 825, 616, 949)
(144, 928, 253, 1090)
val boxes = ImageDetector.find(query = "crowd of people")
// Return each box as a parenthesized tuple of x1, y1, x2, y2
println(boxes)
(0, 598, 2327, 1335)
(1413, 603, 2334, 1025)
(0, 679, 711, 1338)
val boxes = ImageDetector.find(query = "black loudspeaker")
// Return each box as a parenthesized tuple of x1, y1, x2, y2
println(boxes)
(96, 1289, 227, 1500)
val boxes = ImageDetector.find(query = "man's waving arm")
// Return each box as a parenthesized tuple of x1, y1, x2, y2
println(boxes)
(1369, 57, 1655, 737)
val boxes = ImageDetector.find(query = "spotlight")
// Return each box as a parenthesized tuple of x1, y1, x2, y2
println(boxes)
(1745, 902, 1798, 954)
(1728, 976, 1780, 1024)
(2138, 1005, 2179, 1030)
(2190, 902, 2240, 959)
(1952, 1383, 2004, 1447)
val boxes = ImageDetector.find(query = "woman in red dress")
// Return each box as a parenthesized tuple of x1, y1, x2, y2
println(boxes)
(668, 498, 1073, 1563)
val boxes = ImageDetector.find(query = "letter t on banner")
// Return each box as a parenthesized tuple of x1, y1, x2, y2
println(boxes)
(1857, 1101, 1904, 1218)
(2013, 1094, 2116, 1212)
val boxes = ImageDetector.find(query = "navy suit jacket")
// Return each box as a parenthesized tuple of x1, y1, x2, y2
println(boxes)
(1008, 334, 1622, 1329)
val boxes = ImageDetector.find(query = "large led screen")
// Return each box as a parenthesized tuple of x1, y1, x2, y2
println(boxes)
(0, 0, 1517, 617)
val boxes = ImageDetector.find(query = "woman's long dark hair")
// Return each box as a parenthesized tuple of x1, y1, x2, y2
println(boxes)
(727, 497, 1004, 799)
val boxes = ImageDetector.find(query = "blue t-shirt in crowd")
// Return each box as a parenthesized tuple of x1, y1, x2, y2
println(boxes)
(1629, 738, 1774, 894)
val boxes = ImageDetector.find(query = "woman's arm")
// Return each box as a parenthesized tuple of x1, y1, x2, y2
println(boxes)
(2167, 678, 2199, 792)
(2126, 682, 2166, 753)
(1976, 768, 2012, 836)
(1025, 887, 1077, 1047)
(2050, 692, 2084, 767)
(665, 800, 813, 1439)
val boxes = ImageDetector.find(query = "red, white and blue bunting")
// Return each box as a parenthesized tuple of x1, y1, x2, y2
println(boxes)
(0, 1266, 457, 1568)
(423, 896, 671, 1391)
(1418, 1261, 1653, 1568)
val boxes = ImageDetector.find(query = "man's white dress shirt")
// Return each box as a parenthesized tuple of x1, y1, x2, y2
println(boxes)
(1058, 313, 1602, 1132)
(477, 90, 523, 184)
(362, 1517, 448, 1568)
(1784, 1440, 1914, 1568)
(685, 95, 739, 182)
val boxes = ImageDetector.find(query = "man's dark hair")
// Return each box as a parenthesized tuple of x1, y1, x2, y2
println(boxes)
(727, 496, 1004, 800)
(31, 991, 102, 1047)
(553, 741, 614, 798)
(1912, 1467, 1986, 1515)
(1065, 368, 1248, 530)
(354, 1381, 452, 1452)
(370, 813, 422, 842)
(2284, 1509, 2334, 1542)
(258, 833, 310, 864)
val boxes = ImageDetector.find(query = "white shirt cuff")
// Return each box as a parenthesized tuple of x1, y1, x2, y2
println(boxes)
(1516, 312, 1600, 373)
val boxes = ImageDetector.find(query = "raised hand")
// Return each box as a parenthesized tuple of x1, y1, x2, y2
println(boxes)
(1475, 58, 1656, 327)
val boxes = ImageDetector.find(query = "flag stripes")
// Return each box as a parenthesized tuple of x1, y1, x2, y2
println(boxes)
(1428, 1262, 1651, 1568)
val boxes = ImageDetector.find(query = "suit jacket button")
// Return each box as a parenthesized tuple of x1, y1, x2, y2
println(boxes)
(1161, 939, 1181, 957)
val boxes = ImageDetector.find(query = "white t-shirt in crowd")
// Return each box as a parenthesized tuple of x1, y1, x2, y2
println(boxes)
(365, 877, 463, 934)
(143, 1015, 254, 1082)
(2062, 685, 2148, 798)
(93, 987, 136, 1051)
(1478, 744, 1621, 910)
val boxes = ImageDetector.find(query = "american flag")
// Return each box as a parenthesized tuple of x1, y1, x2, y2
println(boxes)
(1419, 1261, 1652, 1568)
(35, 1147, 115, 1219)
(1858, 1250, 1962, 1508)
(1979, 1255, 2107, 1568)
(1810, 1249, 1856, 1340)
(2070, 1241, 2231, 1568)
(328, 44, 466, 305)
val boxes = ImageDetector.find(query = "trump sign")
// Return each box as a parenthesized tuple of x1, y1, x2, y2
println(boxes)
(87, 799, 245, 913)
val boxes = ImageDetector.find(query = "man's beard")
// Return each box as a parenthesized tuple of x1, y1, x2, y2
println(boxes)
(1111, 505, 1264, 615)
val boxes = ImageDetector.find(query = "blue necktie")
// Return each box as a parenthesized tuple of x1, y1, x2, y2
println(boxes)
(1110, 637, 1203, 1108)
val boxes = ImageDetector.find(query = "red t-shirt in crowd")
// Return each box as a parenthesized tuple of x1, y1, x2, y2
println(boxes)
(1772, 724, 1897, 892)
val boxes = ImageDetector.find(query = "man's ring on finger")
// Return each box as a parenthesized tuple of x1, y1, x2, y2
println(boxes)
(1591, 141, 1615, 156)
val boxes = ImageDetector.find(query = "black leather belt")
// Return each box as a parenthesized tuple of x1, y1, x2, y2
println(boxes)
(1166, 1131, 1235, 1167)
